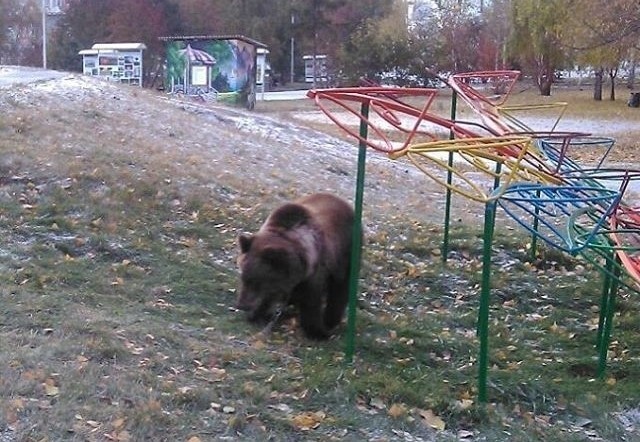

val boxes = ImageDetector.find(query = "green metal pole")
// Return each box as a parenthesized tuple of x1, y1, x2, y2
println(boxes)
(442, 91, 458, 262)
(490, 163, 502, 229)
(597, 254, 621, 378)
(493, 163, 502, 191)
(530, 189, 541, 260)
(345, 102, 369, 363)
(478, 200, 497, 403)
(596, 254, 615, 349)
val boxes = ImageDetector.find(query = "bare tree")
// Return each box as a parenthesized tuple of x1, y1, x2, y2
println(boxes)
(0, 0, 43, 66)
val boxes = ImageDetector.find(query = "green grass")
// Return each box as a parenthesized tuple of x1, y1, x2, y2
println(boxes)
(2, 78, 640, 441)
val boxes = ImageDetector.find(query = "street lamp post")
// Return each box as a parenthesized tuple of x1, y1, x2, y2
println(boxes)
(42, 0, 47, 69)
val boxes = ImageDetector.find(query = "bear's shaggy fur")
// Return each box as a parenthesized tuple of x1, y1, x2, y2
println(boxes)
(236, 193, 354, 339)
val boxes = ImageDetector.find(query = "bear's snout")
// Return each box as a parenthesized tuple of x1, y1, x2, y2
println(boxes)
(236, 290, 281, 323)
(235, 291, 254, 312)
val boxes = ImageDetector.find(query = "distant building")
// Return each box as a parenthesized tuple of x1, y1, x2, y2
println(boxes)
(44, 0, 68, 15)
(43, 0, 68, 35)
(256, 47, 270, 91)
(303, 54, 327, 84)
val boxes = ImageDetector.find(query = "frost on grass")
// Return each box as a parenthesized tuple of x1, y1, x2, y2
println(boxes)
(1, 71, 640, 441)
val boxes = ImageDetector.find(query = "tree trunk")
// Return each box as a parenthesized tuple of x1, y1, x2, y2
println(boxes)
(536, 56, 553, 96)
(539, 77, 552, 96)
(609, 68, 617, 101)
(627, 57, 636, 90)
(593, 67, 603, 101)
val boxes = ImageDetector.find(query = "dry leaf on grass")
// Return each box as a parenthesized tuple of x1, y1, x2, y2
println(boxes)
(291, 411, 326, 430)
(269, 403, 293, 413)
(369, 397, 386, 410)
(43, 378, 59, 396)
(388, 403, 407, 418)
(418, 409, 446, 431)
(455, 398, 474, 410)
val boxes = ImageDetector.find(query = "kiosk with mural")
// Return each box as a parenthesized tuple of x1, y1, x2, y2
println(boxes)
(161, 35, 267, 109)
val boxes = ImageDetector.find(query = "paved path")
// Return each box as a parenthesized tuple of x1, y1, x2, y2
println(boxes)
(258, 89, 309, 101)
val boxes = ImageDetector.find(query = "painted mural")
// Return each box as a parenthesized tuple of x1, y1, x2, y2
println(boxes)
(165, 38, 257, 107)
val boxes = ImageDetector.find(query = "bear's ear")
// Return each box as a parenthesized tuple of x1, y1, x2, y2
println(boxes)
(238, 234, 254, 253)
(261, 247, 290, 272)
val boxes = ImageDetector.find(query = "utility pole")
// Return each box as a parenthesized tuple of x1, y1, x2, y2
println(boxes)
(290, 13, 295, 84)
(41, 0, 47, 69)
(312, 0, 317, 88)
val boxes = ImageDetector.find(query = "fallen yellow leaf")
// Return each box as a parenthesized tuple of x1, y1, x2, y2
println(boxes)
(44, 379, 59, 396)
(418, 409, 446, 431)
(291, 411, 326, 430)
(456, 399, 474, 410)
(388, 403, 407, 418)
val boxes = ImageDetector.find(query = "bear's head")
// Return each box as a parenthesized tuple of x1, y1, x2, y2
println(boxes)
(236, 232, 307, 322)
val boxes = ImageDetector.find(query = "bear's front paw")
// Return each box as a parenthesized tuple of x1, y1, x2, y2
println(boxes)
(301, 324, 330, 340)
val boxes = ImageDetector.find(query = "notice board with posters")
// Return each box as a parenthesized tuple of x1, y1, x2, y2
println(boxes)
(78, 43, 146, 86)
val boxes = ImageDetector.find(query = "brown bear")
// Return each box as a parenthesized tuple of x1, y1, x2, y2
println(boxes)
(236, 193, 354, 339)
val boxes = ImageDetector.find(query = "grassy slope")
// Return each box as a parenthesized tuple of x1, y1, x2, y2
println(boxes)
(1, 77, 640, 441)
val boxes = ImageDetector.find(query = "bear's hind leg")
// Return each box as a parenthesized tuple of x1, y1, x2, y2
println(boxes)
(300, 309, 329, 339)
(323, 275, 349, 331)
